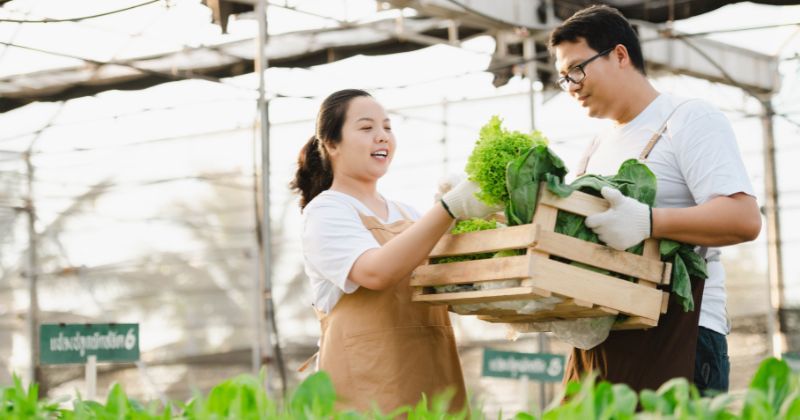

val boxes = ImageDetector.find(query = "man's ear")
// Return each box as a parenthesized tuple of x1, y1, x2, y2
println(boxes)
(613, 44, 631, 69)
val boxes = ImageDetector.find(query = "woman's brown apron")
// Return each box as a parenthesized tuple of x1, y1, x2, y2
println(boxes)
(315, 207, 467, 412)
(564, 100, 706, 392)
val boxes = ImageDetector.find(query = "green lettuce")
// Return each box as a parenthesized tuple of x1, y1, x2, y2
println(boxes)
(465, 116, 548, 207)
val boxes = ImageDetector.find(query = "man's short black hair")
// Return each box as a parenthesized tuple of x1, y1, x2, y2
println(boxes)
(548, 5, 646, 75)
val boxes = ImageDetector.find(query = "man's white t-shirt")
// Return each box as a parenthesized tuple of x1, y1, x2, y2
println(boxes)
(302, 190, 422, 314)
(579, 93, 755, 335)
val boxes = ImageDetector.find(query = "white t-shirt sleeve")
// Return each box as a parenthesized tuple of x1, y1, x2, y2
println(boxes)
(672, 108, 755, 205)
(303, 200, 380, 294)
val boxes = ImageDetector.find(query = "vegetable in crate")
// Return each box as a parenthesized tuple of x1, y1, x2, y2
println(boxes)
(504, 147, 706, 312)
(465, 116, 548, 207)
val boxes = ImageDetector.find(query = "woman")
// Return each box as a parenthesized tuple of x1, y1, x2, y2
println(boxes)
(290, 89, 497, 412)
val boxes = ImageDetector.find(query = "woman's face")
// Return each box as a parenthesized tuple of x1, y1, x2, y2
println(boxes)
(327, 96, 396, 182)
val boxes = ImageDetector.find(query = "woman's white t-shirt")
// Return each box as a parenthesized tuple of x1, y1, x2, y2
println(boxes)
(302, 190, 421, 314)
(579, 93, 755, 335)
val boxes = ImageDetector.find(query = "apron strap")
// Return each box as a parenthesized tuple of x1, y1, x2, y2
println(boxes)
(393, 201, 414, 221)
(639, 99, 697, 161)
(575, 98, 698, 176)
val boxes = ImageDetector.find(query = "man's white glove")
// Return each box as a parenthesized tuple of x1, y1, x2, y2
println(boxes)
(441, 178, 503, 220)
(433, 173, 465, 202)
(585, 186, 651, 250)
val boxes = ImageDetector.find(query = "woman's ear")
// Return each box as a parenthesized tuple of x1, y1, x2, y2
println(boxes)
(323, 140, 338, 159)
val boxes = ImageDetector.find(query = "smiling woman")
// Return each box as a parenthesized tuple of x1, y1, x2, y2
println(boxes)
(289, 89, 500, 412)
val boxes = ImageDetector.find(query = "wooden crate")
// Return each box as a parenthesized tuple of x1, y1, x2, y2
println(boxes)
(410, 185, 672, 330)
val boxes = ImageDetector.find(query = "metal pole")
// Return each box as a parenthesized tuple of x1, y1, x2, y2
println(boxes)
(251, 245, 262, 375)
(761, 97, 785, 358)
(523, 37, 537, 131)
(441, 98, 449, 177)
(85, 355, 97, 400)
(524, 36, 549, 407)
(24, 151, 40, 389)
(255, 0, 288, 397)
(255, 0, 274, 394)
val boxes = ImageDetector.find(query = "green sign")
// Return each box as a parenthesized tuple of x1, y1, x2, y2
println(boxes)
(482, 348, 565, 382)
(40, 323, 139, 365)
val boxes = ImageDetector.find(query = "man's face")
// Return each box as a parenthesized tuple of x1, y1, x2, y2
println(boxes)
(554, 39, 618, 119)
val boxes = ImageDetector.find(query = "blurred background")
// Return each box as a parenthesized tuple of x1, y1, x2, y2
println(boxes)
(1, 0, 799, 414)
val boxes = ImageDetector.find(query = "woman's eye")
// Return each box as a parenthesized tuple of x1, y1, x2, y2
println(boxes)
(360, 126, 372, 131)
(384, 126, 392, 131)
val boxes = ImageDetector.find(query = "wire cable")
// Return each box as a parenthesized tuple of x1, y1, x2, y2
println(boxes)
(0, 0, 161, 24)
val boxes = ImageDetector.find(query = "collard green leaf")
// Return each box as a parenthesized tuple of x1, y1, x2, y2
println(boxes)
(671, 254, 694, 312)
(659, 239, 681, 258)
(506, 145, 567, 225)
(680, 247, 710, 280)
(745, 357, 792, 418)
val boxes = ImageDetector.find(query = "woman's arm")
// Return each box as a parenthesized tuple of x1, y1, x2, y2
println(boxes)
(348, 204, 453, 290)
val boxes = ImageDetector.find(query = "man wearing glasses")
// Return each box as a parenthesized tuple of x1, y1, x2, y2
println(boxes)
(548, 5, 761, 393)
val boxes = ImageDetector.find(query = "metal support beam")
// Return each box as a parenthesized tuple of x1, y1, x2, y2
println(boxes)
(24, 151, 40, 389)
(255, 0, 274, 394)
(761, 97, 785, 358)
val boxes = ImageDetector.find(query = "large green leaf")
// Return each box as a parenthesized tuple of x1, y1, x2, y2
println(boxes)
(672, 254, 694, 312)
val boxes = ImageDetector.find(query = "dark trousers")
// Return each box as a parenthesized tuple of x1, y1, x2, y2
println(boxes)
(694, 326, 730, 394)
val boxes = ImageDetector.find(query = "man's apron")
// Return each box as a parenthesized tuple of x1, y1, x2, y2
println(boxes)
(564, 100, 706, 392)
(315, 207, 467, 412)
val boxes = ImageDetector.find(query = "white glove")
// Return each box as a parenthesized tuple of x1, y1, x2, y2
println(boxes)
(433, 173, 466, 202)
(585, 186, 651, 250)
(441, 178, 503, 220)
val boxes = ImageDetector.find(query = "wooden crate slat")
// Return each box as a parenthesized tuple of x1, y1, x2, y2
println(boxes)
(612, 316, 659, 330)
(410, 255, 529, 287)
(429, 224, 538, 257)
(411, 286, 547, 305)
(526, 258, 663, 320)
(539, 187, 609, 217)
(485, 318, 657, 331)
(534, 230, 667, 284)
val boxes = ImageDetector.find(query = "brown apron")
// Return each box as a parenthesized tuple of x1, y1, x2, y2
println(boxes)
(315, 206, 467, 412)
(565, 99, 706, 392)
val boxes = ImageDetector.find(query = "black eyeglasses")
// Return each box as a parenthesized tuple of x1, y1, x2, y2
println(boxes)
(556, 47, 614, 91)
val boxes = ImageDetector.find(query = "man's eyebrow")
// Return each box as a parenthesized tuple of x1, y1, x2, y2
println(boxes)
(560, 59, 582, 72)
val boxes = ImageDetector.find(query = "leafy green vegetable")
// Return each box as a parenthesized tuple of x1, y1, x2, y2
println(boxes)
(465, 116, 548, 207)
(503, 145, 706, 312)
(505, 145, 567, 226)
(3, 356, 800, 418)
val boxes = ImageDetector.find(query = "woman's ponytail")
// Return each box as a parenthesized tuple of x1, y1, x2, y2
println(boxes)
(291, 135, 333, 210)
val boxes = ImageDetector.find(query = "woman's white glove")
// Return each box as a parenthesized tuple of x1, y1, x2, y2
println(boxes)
(441, 178, 503, 220)
(433, 173, 466, 202)
(585, 186, 651, 250)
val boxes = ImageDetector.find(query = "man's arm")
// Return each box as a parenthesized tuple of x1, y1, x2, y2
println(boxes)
(652, 192, 761, 247)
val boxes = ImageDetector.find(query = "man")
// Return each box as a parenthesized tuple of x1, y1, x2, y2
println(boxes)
(548, 5, 761, 393)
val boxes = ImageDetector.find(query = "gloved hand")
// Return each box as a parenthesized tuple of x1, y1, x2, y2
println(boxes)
(441, 178, 503, 220)
(585, 186, 651, 250)
(433, 173, 465, 202)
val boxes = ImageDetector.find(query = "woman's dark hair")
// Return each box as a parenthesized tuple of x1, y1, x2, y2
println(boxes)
(290, 89, 372, 210)
(548, 5, 646, 75)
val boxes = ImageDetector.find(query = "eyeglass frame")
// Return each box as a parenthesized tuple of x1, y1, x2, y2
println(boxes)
(556, 47, 615, 91)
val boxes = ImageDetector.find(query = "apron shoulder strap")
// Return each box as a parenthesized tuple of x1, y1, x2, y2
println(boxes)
(393, 201, 414, 221)
(577, 98, 700, 176)
(639, 99, 698, 160)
